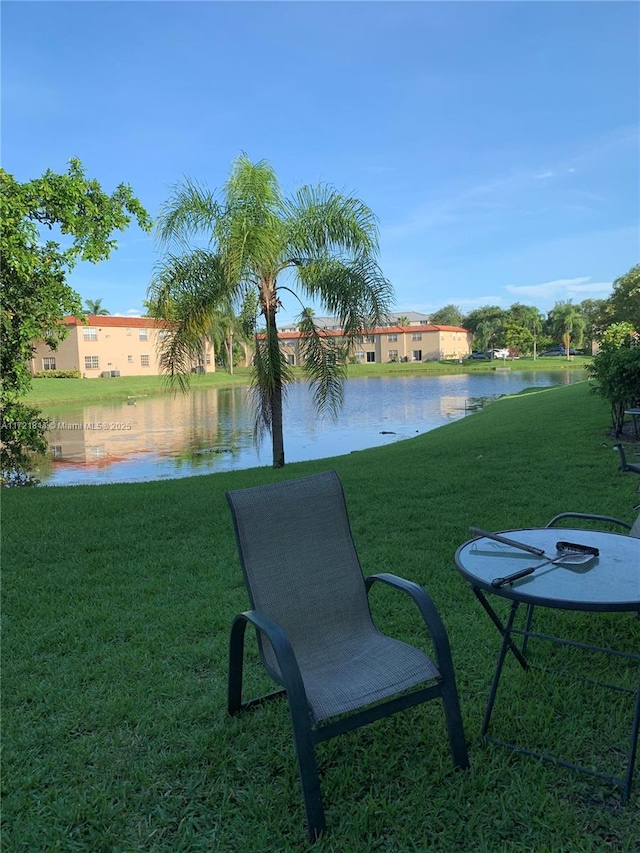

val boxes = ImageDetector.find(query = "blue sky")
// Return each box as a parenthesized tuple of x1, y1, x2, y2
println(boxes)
(3, 1, 638, 323)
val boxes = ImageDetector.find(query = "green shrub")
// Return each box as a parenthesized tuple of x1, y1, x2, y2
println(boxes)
(587, 327, 640, 436)
(33, 369, 82, 379)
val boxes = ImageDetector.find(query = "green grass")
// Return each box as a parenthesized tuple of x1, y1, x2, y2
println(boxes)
(25, 357, 590, 407)
(3, 381, 638, 852)
(25, 369, 254, 407)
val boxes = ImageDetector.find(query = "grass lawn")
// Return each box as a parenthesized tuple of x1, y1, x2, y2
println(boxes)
(25, 357, 590, 408)
(3, 381, 638, 852)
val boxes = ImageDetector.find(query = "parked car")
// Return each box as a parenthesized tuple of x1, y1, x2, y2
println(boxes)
(540, 347, 581, 356)
(466, 351, 489, 360)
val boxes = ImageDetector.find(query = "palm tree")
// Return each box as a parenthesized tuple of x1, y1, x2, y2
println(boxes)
(150, 154, 392, 467)
(209, 298, 255, 375)
(548, 301, 586, 358)
(84, 298, 110, 315)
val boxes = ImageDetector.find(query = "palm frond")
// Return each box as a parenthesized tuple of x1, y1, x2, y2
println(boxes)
(283, 185, 379, 262)
(156, 178, 221, 251)
(295, 257, 393, 341)
(297, 310, 347, 419)
(148, 250, 236, 390)
(220, 155, 286, 283)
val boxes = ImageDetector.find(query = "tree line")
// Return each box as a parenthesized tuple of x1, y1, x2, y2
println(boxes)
(429, 272, 639, 357)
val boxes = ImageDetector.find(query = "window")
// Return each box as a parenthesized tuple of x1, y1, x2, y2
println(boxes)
(388, 349, 398, 360)
(205, 353, 211, 364)
(84, 356, 99, 370)
(411, 333, 422, 341)
(365, 335, 375, 344)
(387, 334, 397, 342)
(51, 445, 63, 458)
(127, 355, 133, 363)
(83, 327, 98, 340)
(366, 352, 375, 363)
(412, 350, 422, 362)
(43, 357, 56, 371)
(159, 330, 168, 340)
(126, 328, 132, 336)
(354, 350, 365, 359)
(141, 354, 150, 367)
(139, 329, 148, 341)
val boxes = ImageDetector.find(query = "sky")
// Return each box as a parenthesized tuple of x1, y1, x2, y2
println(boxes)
(3, 0, 639, 324)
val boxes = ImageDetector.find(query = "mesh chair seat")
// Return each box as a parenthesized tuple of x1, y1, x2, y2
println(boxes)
(285, 629, 440, 722)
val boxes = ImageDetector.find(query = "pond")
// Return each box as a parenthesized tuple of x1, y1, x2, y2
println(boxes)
(34, 371, 585, 486)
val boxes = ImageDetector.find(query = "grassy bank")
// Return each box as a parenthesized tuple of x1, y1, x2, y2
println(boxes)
(25, 369, 254, 407)
(26, 357, 590, 407)
(3, 382, 638, 852)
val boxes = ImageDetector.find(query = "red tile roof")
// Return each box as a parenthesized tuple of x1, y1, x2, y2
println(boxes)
(65, 315, 170, 329)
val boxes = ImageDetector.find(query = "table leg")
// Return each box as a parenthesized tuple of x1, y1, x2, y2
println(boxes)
(622, 679, 640, 804)
(481, 599, 521, 737)
(472, 587, 528, 670)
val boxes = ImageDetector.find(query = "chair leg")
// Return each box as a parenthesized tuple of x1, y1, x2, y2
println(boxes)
(228, 616, 247, 715)
(287, 704, 326, 840)
(440, 673, 470, 769)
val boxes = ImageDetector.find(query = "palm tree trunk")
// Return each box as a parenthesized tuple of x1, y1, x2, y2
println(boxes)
(265, 307, 285, 468)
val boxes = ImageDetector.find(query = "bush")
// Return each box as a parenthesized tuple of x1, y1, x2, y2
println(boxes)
(587, 328, 640, 436)
(1, 399, 48, 486)
(33, 370, 82, 379)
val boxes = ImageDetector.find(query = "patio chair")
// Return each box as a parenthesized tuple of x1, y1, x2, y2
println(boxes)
(521, 508, 640, 652)
(546, 510, 640, 538)
(226, 471, 469, 840)
(614, 444, 640, 475)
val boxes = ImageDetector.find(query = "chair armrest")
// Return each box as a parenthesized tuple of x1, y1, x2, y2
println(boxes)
(365, 573, 454, 675)
(229, 610, 309, 715)
(546, 512, 632, 531)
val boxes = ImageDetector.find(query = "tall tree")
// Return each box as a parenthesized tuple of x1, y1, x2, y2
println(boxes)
(547, 301, 586, 357)
(462, 306, 507, 352)
(150, 154, 392, 468)
(0, 160, 151, 484)
(578, 298, 613, 353)
(208, 294, 256, 375)
(608, 263, 640, 331)
(84, 298, 110, 315)
(429, 304, 463, 326)
(507, 303, 544, 358)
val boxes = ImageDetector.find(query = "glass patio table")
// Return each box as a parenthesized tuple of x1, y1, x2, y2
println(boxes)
(455, 527, 640, 802)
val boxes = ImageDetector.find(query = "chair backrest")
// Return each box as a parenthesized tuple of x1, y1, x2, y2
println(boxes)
(227, 471, 373, 664)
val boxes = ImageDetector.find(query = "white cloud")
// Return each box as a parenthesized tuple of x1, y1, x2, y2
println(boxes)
(534, 171, 555, 180)
(505, 276, 613, 299)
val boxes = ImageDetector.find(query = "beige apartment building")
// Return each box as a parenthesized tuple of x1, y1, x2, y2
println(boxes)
(277, 323, 472, 365)
(31, 314, 472, 378)
(30, 316, 214, 378)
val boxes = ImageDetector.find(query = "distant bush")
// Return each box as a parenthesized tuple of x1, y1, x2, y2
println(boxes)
(33, 370, 82, 379)
(587, 326, 640, 436)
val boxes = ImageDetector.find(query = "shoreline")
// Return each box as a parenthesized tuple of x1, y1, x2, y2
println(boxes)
(26, 358, 590, 409)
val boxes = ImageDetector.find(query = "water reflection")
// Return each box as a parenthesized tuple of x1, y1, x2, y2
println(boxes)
(34, 371, 584, 486)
